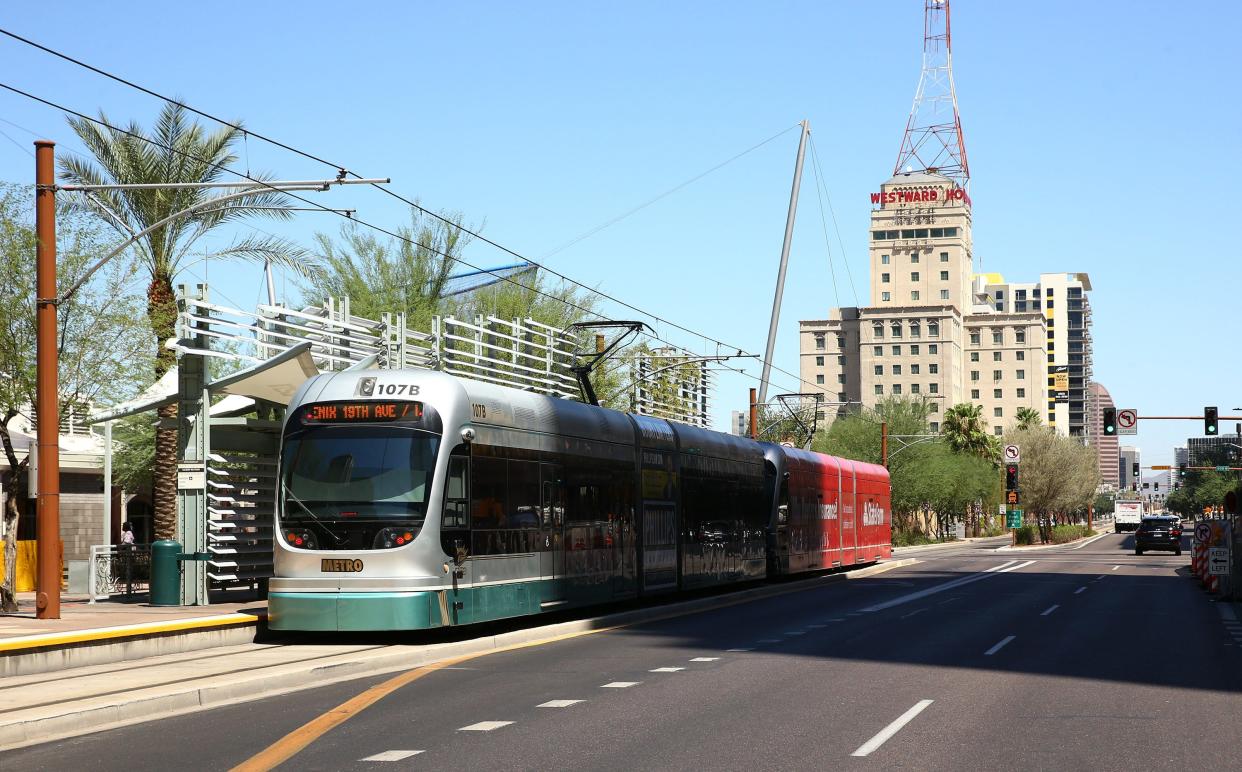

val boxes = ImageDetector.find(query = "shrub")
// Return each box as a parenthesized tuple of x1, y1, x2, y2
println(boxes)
(892, 529, 937, 547)
(1049, 524, 1094, 544)
(1014, 525, 1037, 545)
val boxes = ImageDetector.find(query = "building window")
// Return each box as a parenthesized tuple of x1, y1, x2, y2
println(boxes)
(882, 272, 891, 283)
(838, 355, 846, 365)
(929, 363, 939, 374)
(911, 383, 921, 394)
(873, 345, 883, 356)
(837, 336, 845, 348)
(911, 291, 920, 301)
(941, 289, 950, 300)
(1047, 353, 1055, 362)
(993, 351, 1002, 362)
(910, 323, 920, 339)
(892, 364, 902, 375)
(882, 291, 891, 302)
(1016, 351, 1024, 361)
(929, 323, 939, 338)
(816, 374, 825, 384)
(939, 270, 949, 281)
(911, 364, 920, 374)
(992, 331, 1003, 345)
(1046, 317, 1054, 327)
(881, 254, 890, 264)
(838, 392, 848, 402)
(970, 370, 980, 381)
(929, 383, 938, 394)
(995, 291, 1004, 299)
(930, 421, 940, 432)
(970, 332, 980, 345)
(1017, 388, 1025, 398)
(874, 365, 883, 376)
(1016, 289, 1026, 300)
(911, 253, 920, 264)
(970, 352, 979, 362)
(892, 345, 901, 355)
(1048, 376, 1056, 386)
(996, 303, 1004, 311)
(1047, 341, 1054, 351)
(1016, 302, 1027, 312)
(1017, 369, 1025, 379)
(1046, 288, 1054, 297)
(993, 370, 1002, 381)
(994, 407, 1003, 418)
(815, 335, 825, 350)
(838, 374, 845, 384)
(910, 344, 920, 355)
(994, 426, 1003, 436)
(1046, 299, 1054, 308)
(993, 388, 1002, 399)
(911, 272, 920, 282)
(815, 355, 824, 366)
(971, 389, 980, 399)
(892, 384, 902, 395)
(1033, 300, 1040, 309)
(929, 344, 938, 354)
(1048, 412, 1056, 422)
(939, 251, 949, 262)
(875, 385, 884, 395)
(891, 324, 902, 338)
(1047, 329, 1055, 339)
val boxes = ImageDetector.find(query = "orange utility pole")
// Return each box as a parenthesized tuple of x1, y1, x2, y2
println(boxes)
(881, 421, 888, 468)
(34, 140, 60, 619)
(748, 388, 758, 440)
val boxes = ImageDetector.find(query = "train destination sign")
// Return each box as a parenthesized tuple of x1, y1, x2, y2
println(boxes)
(301, 401, 424, 423)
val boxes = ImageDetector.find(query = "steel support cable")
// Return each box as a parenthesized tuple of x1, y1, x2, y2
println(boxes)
(808, 134, 860, 305)
(807, 139, 841, 308)
(0, 31, 826, 393)
(0, 81, 814, 397)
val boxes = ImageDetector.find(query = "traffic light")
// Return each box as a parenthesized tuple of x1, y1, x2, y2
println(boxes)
(1132, 461, 1140, 478)
(1205, 406, 1218, 436)
(1101, 407, 1116, 436)
(1005, 464, 1019, 490)
(1178, 463, 1187, 478)
(1154, 481, 1160, 491)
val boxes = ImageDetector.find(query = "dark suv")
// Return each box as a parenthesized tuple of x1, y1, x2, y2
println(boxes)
(1135, 516, 1182, 556)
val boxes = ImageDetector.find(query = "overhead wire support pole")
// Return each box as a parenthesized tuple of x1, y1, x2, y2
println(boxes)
(34, 140, 60, 619)
(759, 119, 809, 405)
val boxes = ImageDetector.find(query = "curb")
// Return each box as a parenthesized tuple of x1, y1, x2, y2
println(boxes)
(995, 529, 1113, 552)
(0, 558, 918, 751)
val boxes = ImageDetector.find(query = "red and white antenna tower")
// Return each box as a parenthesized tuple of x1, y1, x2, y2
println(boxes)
(893, 0, 970, 190)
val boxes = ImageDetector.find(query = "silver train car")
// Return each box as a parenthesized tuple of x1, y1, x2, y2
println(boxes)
(268, 368, 890, 631)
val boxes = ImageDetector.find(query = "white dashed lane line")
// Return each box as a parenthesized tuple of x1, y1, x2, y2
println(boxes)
(784, 631, 806, 636)
(1040, 604, 1059, 616)
(725, 648, 753, 652)
(900, 608, 927, 619)
(850, 699, 935, 757)
(601, 681, 640, 688)
(1074, 586, 1087, 594)
(459, 721, 513, 732)
(362, 750, 424, 762)
(650, 667, 685, 673)
(690, 657, 720, 662)
(806, 624, 826, 629)
(537, 700, 583, 708)
(984, 635, 1016, 656)
(1112, 565, 1121, 570)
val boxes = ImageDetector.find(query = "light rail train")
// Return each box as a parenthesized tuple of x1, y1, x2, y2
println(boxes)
(269, 369, 890, 631)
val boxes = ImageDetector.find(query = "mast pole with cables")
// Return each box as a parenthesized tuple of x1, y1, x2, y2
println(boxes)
(759, 120, 809, 404)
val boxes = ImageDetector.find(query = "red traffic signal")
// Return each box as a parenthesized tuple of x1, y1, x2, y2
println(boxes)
(1005, 465, 1019, 490)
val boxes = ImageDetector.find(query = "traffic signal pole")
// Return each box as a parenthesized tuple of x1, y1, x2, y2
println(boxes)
(34, 140, 60, 619)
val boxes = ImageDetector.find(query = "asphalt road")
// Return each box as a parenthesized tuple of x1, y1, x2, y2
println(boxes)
(6, 531, 1238, 771)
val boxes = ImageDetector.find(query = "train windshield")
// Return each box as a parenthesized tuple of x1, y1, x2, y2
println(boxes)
(281, 425, 440, 523)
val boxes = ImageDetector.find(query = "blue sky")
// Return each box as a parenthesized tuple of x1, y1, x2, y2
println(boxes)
(1, 1, 1238, 464)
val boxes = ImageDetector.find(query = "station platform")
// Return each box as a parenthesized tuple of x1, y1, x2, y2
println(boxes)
(0, 592, 265, 677)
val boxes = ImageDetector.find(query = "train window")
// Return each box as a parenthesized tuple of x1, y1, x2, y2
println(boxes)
(443, 450, 469, 529)
(508, 461, 540, 529)
(470, 457, 507, 530)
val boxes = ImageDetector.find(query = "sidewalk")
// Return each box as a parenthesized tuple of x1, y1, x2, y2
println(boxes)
(0, 592, 265, 677)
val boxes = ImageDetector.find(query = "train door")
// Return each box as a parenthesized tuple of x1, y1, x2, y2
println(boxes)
(840, 461, 858, 566)
(440, 447, 473, 625)
(539, 462, 565, 607)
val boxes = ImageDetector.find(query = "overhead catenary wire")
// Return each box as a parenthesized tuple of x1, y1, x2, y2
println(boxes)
(0, 80, 811, 398)
(808, 133, 860, 305)
(0, 29, 825, 396)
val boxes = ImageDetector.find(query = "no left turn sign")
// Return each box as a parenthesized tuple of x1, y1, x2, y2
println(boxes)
(1117, 409, 1138, 435)
(1004, 444, 1020, 463)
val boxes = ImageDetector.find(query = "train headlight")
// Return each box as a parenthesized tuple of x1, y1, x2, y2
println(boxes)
(374, 526, 420, 550)
(460, 425, 476, 444)
(283, 528, 318, 550)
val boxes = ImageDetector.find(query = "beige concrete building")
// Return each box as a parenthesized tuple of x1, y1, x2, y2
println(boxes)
(799, 169, 1079, 438)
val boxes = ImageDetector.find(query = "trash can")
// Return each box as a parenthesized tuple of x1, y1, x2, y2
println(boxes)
(150, 539, 182, 606)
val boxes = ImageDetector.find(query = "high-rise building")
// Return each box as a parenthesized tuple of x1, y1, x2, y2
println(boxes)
(1120, 446, 1141, 491)
(1088, 382, 1119, 490)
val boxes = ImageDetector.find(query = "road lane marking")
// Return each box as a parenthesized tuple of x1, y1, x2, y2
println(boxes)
(1074, 587, 1086, 594)
(459, 721, 513, 731)
(538, 700, 583, 708)
(860, 561, 1034, 613)
(650, 667, 685, 672)
(829, 618, 846, 622)
(850, 699, 935, 757)
(725, 648, 753, 652)
(807, 624, 826, 629)
(784, 631, 806, 636)
(1040, 605, 1059, 616)
(362, 751, 424, 762)
(1112, 565, 1121, 571)
(690, 657, 720, 662)
(758, 638, 781, 643)
(984, 635, 1016, 656)
(900, 608, 927, 619)
(601, 681, 640, 688)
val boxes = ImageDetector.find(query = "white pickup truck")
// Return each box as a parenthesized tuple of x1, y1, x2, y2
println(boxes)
(1114, 500, 1144, 532)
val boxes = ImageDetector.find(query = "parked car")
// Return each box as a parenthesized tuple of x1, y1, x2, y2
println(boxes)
(1135, 516, 1182, 556)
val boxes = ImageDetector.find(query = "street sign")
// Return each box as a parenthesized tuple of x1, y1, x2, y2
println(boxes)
(1006, 509, 1023, 529)
(1006, 490, 1020, 505)
(1216, 465, 1230, 472)
(1208, 548, 1230, 576)
(1116, 409, 1138, 435)
(1003, 444, 1020, 463)
(1195, 521, 1213, 545)
(998, 504, 1006, 516)
(1151, 465, 1171, 470)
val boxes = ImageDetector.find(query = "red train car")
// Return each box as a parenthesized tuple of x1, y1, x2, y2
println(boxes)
(764, 446, 892, 576)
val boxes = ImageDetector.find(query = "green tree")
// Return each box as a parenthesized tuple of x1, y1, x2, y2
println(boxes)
(1014, 406, 1041, 430)
(0, 184, 148, 610)
(303, 209, 467, 330)
(941, 402, 1002, 464)
(59, 104, 314, 540)
(1001, 426, 1100, 540)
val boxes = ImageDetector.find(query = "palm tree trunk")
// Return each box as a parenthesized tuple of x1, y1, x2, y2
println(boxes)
(149, 275, 178, 542)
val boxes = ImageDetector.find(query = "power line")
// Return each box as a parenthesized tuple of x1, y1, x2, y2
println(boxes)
(808, 133, 860, 305)
(0, 80, 807, 398)
(0, 30, 823, 394)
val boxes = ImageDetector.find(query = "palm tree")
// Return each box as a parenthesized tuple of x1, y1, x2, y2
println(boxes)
(1015, 406, 1042, 431)
(59, 103, 316, 540)
(940, 403, 1001, 464)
